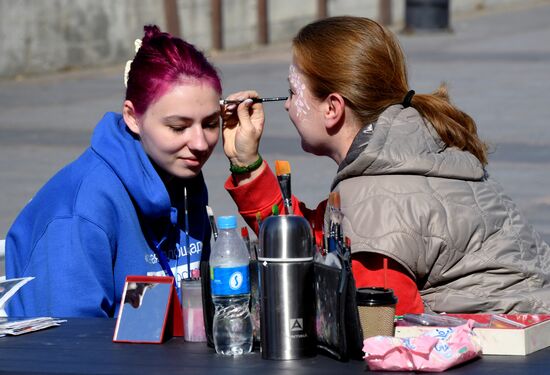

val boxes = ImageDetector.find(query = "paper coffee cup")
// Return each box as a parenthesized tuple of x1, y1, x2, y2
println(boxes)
(356, 287, 397, 339)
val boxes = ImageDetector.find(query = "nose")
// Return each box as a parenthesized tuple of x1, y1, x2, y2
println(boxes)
(284, 97, 290, 112)
(188, 125, 209, 153)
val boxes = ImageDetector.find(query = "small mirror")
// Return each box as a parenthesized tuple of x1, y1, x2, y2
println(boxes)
(113, 276, 174, 343)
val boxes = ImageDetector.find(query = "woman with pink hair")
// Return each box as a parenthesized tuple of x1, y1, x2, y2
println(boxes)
(6, 25, 222, 318)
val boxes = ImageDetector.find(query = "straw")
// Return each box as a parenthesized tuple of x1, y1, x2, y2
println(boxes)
(383, 257, 388, 290)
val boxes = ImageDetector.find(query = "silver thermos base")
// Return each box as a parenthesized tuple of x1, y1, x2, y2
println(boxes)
(259, 261, 316, 360)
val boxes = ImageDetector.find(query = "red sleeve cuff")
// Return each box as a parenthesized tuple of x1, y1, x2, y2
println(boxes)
(224, 161, 280, 215)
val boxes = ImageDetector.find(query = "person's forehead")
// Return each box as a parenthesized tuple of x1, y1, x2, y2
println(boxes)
(145, 83, 220, 120)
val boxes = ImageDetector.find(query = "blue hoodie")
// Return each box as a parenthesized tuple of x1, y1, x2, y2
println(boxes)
(6, 112, 211, 317)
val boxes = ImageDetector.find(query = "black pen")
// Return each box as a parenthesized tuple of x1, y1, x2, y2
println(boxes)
(219, 96, 288, 105)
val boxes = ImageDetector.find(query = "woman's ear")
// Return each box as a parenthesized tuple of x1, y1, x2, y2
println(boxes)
(122, 100, 140, 135)
(324, 93, 346, 132)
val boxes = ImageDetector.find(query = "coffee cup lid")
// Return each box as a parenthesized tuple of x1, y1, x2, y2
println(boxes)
(356, 287, 397, 306)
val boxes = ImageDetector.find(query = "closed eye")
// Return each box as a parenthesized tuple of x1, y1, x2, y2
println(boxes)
(169, 126, 187, 133)
(203, 117, 220, 129)
(202, 113, 221, 129)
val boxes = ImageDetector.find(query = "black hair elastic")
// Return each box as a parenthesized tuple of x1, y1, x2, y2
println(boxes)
(402, 90, 415, 108)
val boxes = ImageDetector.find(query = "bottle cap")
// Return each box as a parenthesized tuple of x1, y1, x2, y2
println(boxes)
(217, 215, 237, 229)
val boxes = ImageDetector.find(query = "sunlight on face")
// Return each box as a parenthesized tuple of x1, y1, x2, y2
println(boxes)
(137, 82, 220, 179)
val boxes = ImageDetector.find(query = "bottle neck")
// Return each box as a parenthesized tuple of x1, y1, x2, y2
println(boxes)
(219, 227, 238, 236)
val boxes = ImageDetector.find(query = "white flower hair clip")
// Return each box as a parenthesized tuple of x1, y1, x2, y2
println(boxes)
(124, 39, 143, 88)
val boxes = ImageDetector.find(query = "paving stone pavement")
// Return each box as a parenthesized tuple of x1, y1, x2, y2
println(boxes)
(1, 2, 549, 275)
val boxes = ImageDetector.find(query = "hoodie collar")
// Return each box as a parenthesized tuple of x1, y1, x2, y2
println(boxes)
(90, 112, 173, 220)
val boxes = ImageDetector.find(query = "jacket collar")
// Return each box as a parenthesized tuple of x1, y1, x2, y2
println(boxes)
(332, 105, 485, 190)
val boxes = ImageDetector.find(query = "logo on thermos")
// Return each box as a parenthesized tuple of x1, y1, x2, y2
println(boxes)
(290, 318, 303, 332)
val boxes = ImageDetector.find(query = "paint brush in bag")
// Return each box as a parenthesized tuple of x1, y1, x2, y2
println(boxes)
(241, 226, 251, 254)
(255, 211, 263, 231)
(327, 191, 343, 252)
(206, 205, 218, 241)
(275, 160, 293, 215)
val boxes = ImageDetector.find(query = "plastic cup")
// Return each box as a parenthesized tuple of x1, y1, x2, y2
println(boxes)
(356, 287, 397, 339)
(181, 279, 207, 342)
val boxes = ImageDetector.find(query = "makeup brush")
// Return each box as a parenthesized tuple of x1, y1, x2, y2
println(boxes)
(206, 205, 218, 241)
(327, 191, 343, 253)
(275, 160, 293, 215)
(331, 191, 343, 243)
(220, 96, 288, 105)
(255, 211, 263, 230)
(241, 226, 250, 254)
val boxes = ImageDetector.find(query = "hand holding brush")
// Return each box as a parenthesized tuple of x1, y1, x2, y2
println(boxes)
(221, 91, 265, 175)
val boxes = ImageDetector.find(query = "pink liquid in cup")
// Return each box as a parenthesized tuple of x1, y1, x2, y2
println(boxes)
(183, 306, 206, 342)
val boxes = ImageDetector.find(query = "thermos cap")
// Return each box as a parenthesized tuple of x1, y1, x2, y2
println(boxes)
(356, 287, 397, 306)
(259, 215, 314, 260)
(217, 215, 237, 229)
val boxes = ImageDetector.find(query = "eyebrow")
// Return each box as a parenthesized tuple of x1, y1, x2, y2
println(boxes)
(163, 111, 221, 124)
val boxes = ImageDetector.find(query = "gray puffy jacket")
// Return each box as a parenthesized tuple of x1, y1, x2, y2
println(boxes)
(333, 105, 550, 313)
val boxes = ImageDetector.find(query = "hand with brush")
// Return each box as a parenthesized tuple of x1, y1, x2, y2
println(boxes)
(221, 90, 266, 182)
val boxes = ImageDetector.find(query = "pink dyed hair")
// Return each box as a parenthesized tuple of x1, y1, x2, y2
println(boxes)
(126, 25, 222, 116)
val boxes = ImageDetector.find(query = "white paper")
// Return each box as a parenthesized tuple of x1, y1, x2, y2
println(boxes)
(0, 317, 67, 337)
(0, 277, 35, 309)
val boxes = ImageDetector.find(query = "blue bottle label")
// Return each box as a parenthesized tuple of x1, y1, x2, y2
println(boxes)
(210, 265, 250, 296)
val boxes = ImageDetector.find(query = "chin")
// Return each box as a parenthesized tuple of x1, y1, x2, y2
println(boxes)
(170, 167, 201, 179)
(300, 140, 328, 157)
(300, 140, 317, 155)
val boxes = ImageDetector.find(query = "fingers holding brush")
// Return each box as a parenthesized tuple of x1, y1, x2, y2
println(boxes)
(221, 90, 265, 167)
(221, 90, 265, 133)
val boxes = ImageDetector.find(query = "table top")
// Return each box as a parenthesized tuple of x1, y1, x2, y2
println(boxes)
(0, 318, 549, 374)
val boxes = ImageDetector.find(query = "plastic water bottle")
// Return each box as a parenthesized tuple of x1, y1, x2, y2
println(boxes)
(210, 215, 253, 355)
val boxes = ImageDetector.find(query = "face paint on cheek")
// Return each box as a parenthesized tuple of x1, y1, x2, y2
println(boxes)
(289, 65, 310, 119)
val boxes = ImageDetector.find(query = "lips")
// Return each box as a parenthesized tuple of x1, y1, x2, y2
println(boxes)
(179, 157, 203, 168)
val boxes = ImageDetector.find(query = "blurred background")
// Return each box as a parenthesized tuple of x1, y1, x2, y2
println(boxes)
(1, 0, 549, 276)
(1, 0, 541, 79)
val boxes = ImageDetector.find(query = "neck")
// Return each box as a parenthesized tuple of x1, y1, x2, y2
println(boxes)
(330, 121, 363, 165)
